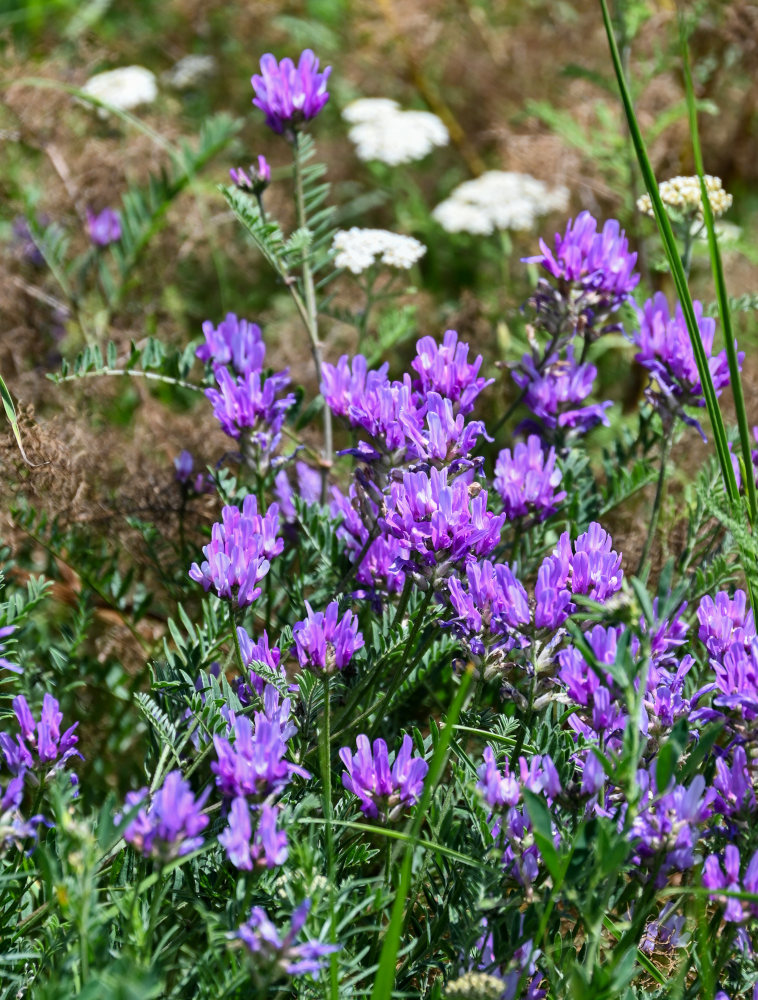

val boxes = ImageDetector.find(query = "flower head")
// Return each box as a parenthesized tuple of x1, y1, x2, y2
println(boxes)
(332, 228, 426, 273)
(235, 627, 286, 703)
(447, 560, 530, 655)
(411, 330, 493, 415)
(494, 436, 566, 521)
(524, 211, 639, 315)
(252, 50, 330, 136)
(632, 292, 738, 437)
(433, 171, 568, 236)
(81, 66, 157, 113)
(340, 734, 428, 820)
(236, 899, 339, 978)
(343, 97, 448, 165)
(196, 313, 266, 377)
(219, 799, 288, 870)
(512, 349, 612, 440)
(702, 844, 758, 923)
(188, 496, 280, 607)
(87, 207, 121, 246)
(0, 694, 80, 776)
(637, 175, 732, 220)
(292, 600, 364, 674)
(123, 770, 209, 862)
(230, 155, 271, 195)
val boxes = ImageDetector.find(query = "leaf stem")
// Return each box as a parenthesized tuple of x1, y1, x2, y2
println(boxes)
(637, 424, 674, 576)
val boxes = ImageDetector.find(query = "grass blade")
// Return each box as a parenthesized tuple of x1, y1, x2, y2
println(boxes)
(0, 372, 45, 467)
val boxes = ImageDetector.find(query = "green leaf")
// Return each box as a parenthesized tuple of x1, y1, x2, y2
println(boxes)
(523, 788, 561, 881)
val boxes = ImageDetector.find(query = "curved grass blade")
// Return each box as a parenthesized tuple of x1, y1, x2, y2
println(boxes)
(0, 372, 46, 467)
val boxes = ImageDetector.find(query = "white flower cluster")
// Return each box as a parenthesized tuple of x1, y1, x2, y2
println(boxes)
(343, 98, 449, 165)
(444, 971, 508, 1000)
(81, 66, 158, 113)
(637, 175, 732, 219)
(332, 228, 426, 274)
(162, 54, 216, 91)
(432, 170, 570, 236)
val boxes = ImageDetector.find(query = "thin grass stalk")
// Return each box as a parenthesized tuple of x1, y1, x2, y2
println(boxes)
(678, 18, 758, 528)
(598, 0, 739, 509)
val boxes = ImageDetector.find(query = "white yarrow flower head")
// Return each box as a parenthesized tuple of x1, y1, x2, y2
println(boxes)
(433, 171, 570, 236)
(81, 66, 158, 114)
(637, 174, 732, 220)
(343, 98, 449, 165)
(332, 228, 426, 274)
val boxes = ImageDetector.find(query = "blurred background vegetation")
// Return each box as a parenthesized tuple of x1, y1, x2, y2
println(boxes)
(1, 0, 757, 791)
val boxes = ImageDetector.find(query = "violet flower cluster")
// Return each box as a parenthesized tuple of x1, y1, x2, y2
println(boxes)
(697, 589, 758, 721)
(188, 495, 281, 607)
(219, 799, 288, 871)
(235, 899, 338, 978)
(1, 694, 80, 777)
(230, 154, 271, 195)
(197, 313, 295, 464)
(493, 435, 566, 521)
(123, 770, 209, 863)
(292, 600, 364, 675)
(87, 207, 121, 246)
(235, 626, 286, 703)
(702, 845, 758, 923)
(251, 50, 331, 137)
(340, 734, 428, 821)
(632, 292, 740, 438)
(447, 560, 530, 657)
(329, 483, 407, 598)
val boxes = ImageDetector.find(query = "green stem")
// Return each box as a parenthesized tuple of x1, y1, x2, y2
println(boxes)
(319, 674, 340, 999)
(229, 603, 246, 677)
(636, 425, 674, 577)
(293, 133, 333, 501)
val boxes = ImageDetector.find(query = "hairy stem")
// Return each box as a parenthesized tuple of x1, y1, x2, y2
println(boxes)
(319, 674, 340, 998)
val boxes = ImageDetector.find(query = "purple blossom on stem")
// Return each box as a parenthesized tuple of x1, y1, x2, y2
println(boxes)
(0, 694, 80, 776)
(229, 155, 271, 194)
(329, 485, 407, 597)
(174, 450, 214, 495)
(236, 627, 286, 703)
(382, 468, 505, 579)
(196, 313, 266, 377)
(251, 50, 331, 137)
(188, 495, 281, 607)
(123, 770, 209, 862)
(697, 590, 754, 660)
(513, 348, 613, 441)
(236, 899, 339, 977)
(87, 207, 121, 246)
(632, 293, 740, 438)
(524, 211, 639, 317)
(494, 436, 566, 520)
(447, 559, 530, 655)
(339, 734, 428, 820)
(212, 685, 309, 799)
(1, 773, 45, 849)
(411, 330, 494, 415)
(205, 367, 296, 456)
(702, 844, 758, 923)
(219, 799, 288, 870)
(292, 600, 364, 674)
(275, 461, 323, 521)
(0, 625, 20, 674)
(712, 746, 756, 818)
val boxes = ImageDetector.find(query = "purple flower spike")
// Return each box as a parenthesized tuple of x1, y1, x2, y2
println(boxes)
(123, 770, 210, 863)
(0, 694, 80, 776)
(87, 207, 121, 246)
(236, 898, 339, 978)
(513, 348, 612, 439)
(196, 313, 267, 377)
(476, 746, 520, 810)
(382, 467, 505, 579)
(0, 625, 20, 674)
(411, 330, 494, 415)
(697, 589, 754, 660)
(632, 293, 740, 438)
(236, 627, 285, 703)
(447, 559, 530, 654)
(188, 495, 281, 607)
(219, 798, 288, 870)
(340, 733, 428, 821)
(494, 436, 566, 520)
(251, 50, 331, 137)
(230, 155, 271, 194)
(703, 845, 758, 923)
(524, 210, 639, 314)
(292, 600, 364, 675)
(205, 367, 296, 455)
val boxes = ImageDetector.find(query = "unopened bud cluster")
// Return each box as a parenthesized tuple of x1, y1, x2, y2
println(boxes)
(637, 174, 732, 219)
(444, 971, 508, 1000)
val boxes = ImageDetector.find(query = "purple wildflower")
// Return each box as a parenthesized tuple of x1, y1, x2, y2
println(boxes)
(212, 685, 309, 799)
(188, 495, 281, 607)
(236, 627, 286, 703)
(411, 330, 494, 415)
(632, 293, 740, 438)
(329, 484, 407, 597)
(447, 559, 530, 655)
(174, 450, 214, 494)
(640, 905, 688, 954)
(512, 348, 612, 440)
(702, 845, 758, 923)
(697, 589, 754, 660)
(340, 734, 428, 821)
(236, 899, 339, 977)
(712, 745, 756, 818)
(87, 207, 121, 246)
(219, 799, 288, 870)
(476, 746, 520, 810)
(251, 50, 331, 137)
(1, 773, 45, 850)
(494, 436, 566, 520)
(123, 770, 209, 862)
(275, 461, 323, 521)
(205, 367, 296, 456)
(196, 313, 267, 377)
(382, 468, 505, 579)
(0, 694, 80, 776)
(229, 155, 271, 194)
(0, 625, 20, 674)
(292, 600, 364, 674)
(524, 210, 639, 316)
